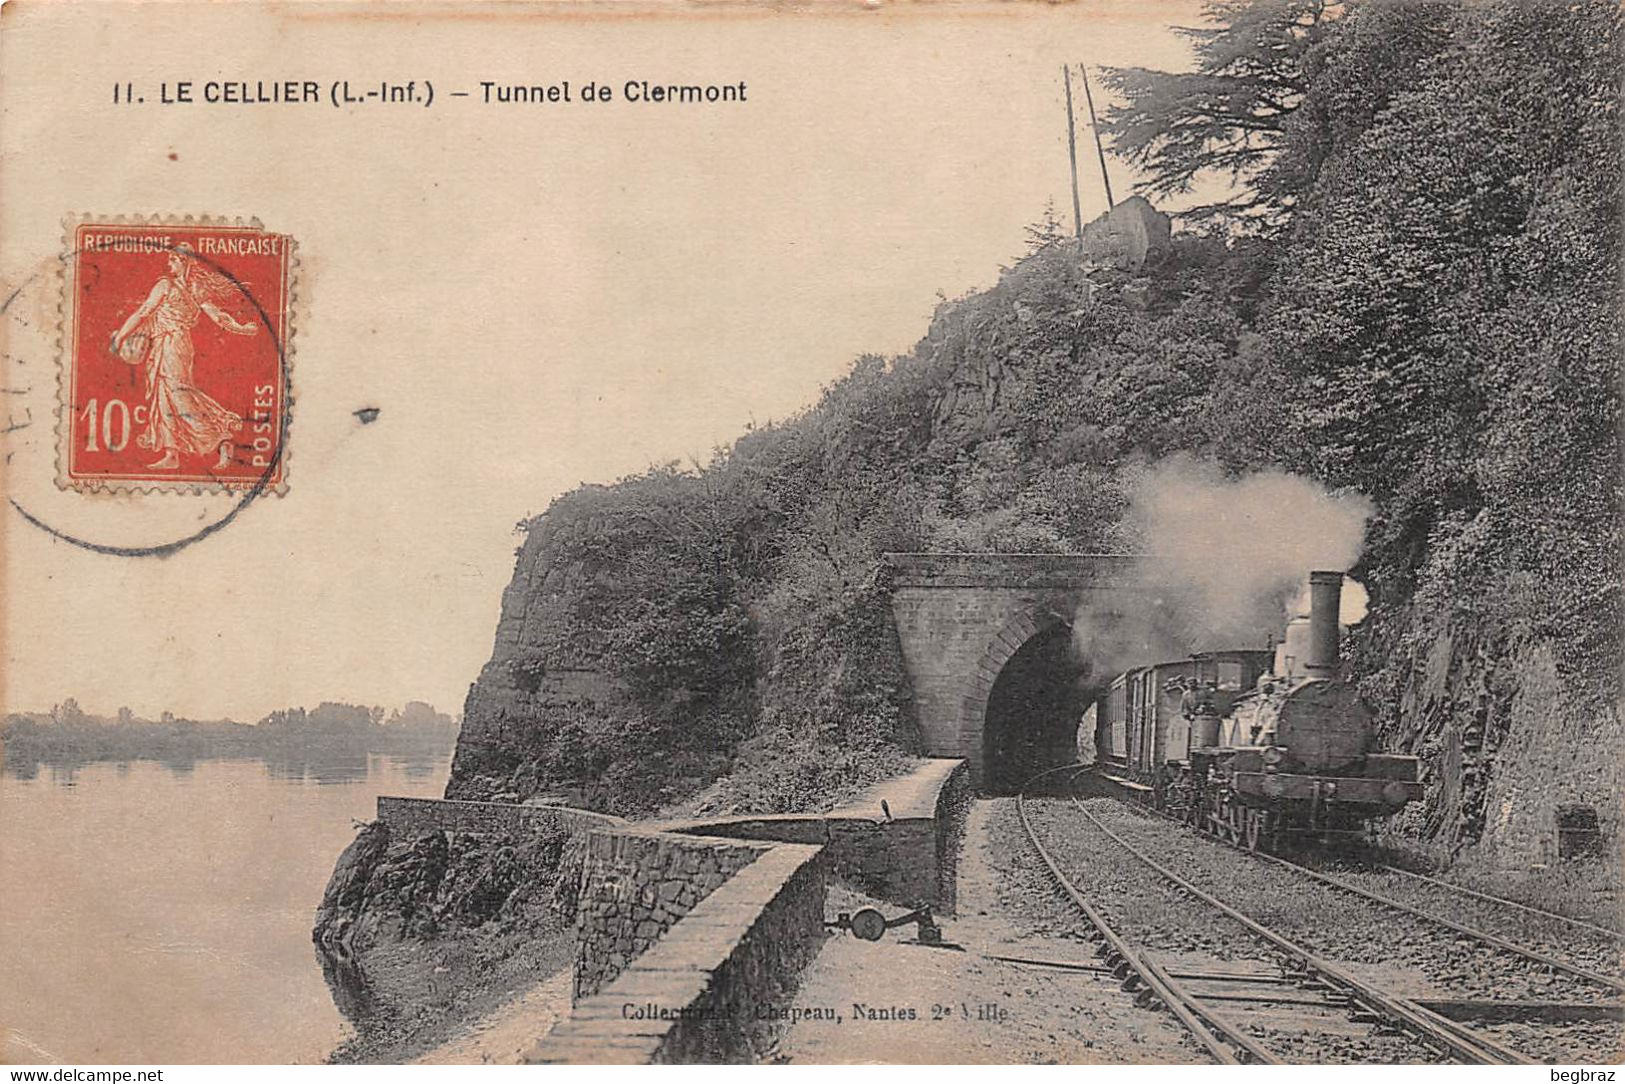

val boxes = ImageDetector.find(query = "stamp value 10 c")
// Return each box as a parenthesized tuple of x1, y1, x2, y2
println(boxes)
(59, 218, 293, 493)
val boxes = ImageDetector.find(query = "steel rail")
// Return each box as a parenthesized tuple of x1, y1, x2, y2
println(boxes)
(1116, 787, 1625, 996)
(1016, 772, 1275, 1065)
(1098, 769, 1621, 943)
(1264, 855, 1625, 996)
(1065, 793, 1534, 1065)
(1370, 861, 1625, 943)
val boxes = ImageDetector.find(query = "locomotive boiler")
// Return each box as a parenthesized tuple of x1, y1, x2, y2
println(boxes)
(1092, 571, 1423, 851)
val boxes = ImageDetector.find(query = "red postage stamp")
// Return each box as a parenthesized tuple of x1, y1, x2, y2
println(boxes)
(58, 218, 293, 492)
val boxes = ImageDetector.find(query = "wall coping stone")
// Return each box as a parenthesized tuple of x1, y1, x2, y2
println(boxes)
(656, 759, 964, 835)
(572, 826, 775, 1002)
(375, 795, 625, 831)
(655, 811, 830, 833)
(832, 758, 963, 821)
(644, 761, 966, 910)
(527, 840, 824, 1065)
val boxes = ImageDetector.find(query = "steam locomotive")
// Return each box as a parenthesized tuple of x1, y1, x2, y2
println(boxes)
(1087, 571, 1423, 851)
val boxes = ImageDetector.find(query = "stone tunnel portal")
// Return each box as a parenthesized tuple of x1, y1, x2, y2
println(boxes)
(884, 552, 1147, 789)
(982, 623, 1102, 795)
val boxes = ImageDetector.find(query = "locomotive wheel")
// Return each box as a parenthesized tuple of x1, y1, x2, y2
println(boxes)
(1244, 809, 1263, 852)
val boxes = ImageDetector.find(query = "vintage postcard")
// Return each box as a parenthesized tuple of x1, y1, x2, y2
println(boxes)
(1, 0, 1619, 1073)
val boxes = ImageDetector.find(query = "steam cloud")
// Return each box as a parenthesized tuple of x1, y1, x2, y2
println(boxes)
(1073, 457, 1374, 680)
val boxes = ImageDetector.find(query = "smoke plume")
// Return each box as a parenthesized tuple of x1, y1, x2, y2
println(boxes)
(1073, 457, 1374, 679)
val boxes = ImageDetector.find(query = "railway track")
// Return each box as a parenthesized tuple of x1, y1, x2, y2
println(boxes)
(1103, 777, 1625, 1000)
(1016, 770, 1530, 1065)
(1300, 857, 1625, 984)
(1097, 767, 1622, 943)
(1069, 779, 1623, 1062)
(1367, 862, 1624, 944)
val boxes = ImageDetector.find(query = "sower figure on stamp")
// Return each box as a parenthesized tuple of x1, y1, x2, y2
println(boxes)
(109, 244, 258, 471)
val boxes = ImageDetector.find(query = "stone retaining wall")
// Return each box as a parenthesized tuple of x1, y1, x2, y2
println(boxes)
(663, 758, 968, 911)
(378, 763, 963, 1064)
(574, 829, 772, 999)
(526, 841, 827, 1065)
(375, 796, 623, 836)
(932, 759, 973, 909)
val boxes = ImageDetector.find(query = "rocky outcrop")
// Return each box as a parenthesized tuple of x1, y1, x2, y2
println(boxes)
(450, 508, 619, 801)
(313, 822, 396, 946)
(313, 820, 582, 952)
(1080, 196, 1172, 272)
(1376, 610, 1623, 865)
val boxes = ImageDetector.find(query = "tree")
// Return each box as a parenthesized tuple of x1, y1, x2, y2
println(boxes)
(1023, 201, 1070, 253)
(51, 698, 86, 726)
(1099, 0, 1334, 224)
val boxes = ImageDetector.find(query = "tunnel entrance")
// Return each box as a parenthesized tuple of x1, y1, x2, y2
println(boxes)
(982, 623, 1100, 794)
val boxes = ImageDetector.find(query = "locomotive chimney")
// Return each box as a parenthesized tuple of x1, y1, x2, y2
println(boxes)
(1305, 570, 1344, 680)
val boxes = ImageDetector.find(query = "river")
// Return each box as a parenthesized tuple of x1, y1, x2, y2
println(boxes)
(0, 751, 451, 1064)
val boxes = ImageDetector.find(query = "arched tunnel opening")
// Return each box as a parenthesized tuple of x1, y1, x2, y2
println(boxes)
(981, 622, 1105, 795)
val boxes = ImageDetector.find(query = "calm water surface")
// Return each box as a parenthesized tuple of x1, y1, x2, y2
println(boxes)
(0, 753, 451, 1063)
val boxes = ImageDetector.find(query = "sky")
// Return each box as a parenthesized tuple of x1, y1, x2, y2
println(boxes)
(2, 1, 1217, 722)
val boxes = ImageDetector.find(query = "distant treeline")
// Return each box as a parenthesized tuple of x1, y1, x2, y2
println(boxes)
(1, 699, 460, 767)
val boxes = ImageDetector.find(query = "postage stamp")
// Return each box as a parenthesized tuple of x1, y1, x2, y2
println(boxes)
(57, 217, 293, 493)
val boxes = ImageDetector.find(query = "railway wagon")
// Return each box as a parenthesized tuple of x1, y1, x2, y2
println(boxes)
(1101, 675, 1130, 761)
(1097, 651, 1271, 784)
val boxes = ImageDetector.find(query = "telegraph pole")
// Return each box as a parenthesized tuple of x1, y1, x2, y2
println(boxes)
(1078, 63, 1116, 210)
(1062, 65, 1084, 241)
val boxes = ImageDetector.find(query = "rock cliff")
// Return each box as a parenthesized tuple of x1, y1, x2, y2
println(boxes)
(313, 820, 581, 951)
